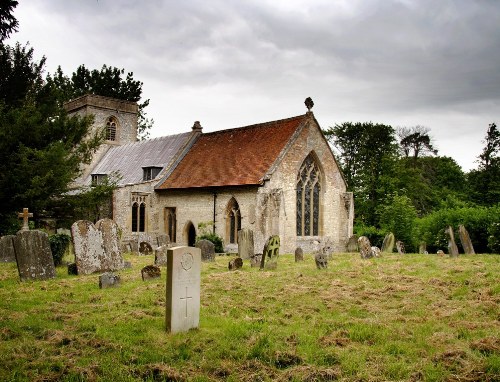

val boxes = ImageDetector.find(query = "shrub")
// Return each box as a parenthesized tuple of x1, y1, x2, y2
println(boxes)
(488, 222, 500, 253)
(378, 194, 418, 251)
(48, 233, 71, 266)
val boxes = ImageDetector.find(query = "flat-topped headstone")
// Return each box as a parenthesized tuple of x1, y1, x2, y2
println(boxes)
(166, 246, 201, 333)
(237, 228, 254, 260)
(358, 236, 373, 259)
(381, 233, 395, 253)
(13, 230, 55, 281)
(346, 235, 359, 252)
(458, 225, 475, 255)
(17, 208, 33, 231)
(294, 247, 304, 262)
(0, 235, 16, 262)
(196, 239, 215, 262)
(445, 226, 459, 257)
(142, 265, 161, 281)
(99, 272, 120, 288)
(139, 241, 153, 255)
(396, 241, 406, 255)
(154, 245, 169, 266)
(260, 235, 280, 270)
(228, 257, 243, 270)
(95, 218, 124, 271)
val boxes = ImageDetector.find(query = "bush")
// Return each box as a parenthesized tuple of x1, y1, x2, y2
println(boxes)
(488, 222, 500, 253)
(378, 194, 418, 251)
(49, 233, 71, 266)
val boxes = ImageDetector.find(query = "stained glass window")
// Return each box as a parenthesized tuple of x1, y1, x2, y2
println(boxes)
(296, 154, 321, 236)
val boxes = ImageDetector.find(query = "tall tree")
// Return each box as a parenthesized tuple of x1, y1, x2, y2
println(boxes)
(0, 0, 18, 42)
(324, 122, 398, 226)
(397, 125, 437, 164)
(47, 64, 153, 140)
(0, 43, 102, 234)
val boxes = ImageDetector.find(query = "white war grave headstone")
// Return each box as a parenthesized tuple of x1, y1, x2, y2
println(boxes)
(166, 246, 201, 333)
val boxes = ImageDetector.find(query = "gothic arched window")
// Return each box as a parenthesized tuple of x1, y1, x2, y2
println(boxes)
(131, 200, 146, 233)
(296, 154, 321, 236)
(106, 116, 118, 141)
(226, 198, 241, 244)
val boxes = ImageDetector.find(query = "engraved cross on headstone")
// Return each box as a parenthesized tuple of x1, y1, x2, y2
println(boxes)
(180, 286, 192, 318)
(18, 208, 33, 231)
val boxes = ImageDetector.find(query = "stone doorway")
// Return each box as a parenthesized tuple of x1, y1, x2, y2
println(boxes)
(185, 221, 196, 247)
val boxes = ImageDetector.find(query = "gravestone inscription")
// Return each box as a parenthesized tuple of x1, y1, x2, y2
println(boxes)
(166, 246, 201, 333)
(13, 230, 56, 281)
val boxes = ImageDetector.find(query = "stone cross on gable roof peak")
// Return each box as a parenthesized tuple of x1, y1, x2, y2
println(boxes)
(18, 208, 33, 231)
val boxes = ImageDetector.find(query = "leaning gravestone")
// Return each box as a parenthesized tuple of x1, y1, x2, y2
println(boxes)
(196, 239, 215, 262)
(346, 235, 359, 252)
(315, 251, 328, 269)
(445, 226, 459, 257)
(13, 230, 56, 281)
(154, 245, 169, 266)
(237, 228, 254, 260)
(458, 225, 475, 255)
(358, 236, 373, 259)
(166, 246, 201, 333)
(381, 233, 395, 253)
(228, 257, 243, 271)
(260, 235, 280, 270)
(0, 235, 16, 262)
(295, 247, 304, 262)
(95, 218, 124, 271)
(396, 241, 406, 255)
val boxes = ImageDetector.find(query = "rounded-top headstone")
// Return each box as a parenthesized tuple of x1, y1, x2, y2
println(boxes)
(358, 236, 373, 259)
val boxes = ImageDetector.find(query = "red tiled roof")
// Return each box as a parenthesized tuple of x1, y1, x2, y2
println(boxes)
(157, 114, 308, 189)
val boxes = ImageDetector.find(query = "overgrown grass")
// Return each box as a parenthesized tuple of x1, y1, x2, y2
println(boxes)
(0, 252, 499, 381)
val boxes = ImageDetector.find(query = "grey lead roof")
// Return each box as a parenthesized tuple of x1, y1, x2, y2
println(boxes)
(87, 132, 192, 186)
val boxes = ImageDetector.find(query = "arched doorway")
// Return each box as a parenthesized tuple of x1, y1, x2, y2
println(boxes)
(185, 221, 196, 247)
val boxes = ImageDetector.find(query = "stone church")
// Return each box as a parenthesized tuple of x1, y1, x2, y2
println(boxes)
(67, 94, 353, 253)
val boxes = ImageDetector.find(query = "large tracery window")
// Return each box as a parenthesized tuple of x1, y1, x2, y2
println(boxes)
(296, 154, 321, 236)
(131, 194, 147, 233)
(106, 116, 117, 141)
(226, 198, 241, 244)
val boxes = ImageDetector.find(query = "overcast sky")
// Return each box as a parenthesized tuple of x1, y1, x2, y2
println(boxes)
(8, 0, 500, 171)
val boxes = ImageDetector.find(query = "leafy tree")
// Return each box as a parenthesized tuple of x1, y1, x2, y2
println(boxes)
(0, 43, 102, 234)
(47, 64, 153, 140)
(0, 0, 18, 42)
(378, 193, 418, 250)
(324, 122, 398, 226)
(397, 126, 437, 162)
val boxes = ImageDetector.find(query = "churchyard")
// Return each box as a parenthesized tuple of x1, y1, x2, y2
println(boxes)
(0, 248, 499, 381)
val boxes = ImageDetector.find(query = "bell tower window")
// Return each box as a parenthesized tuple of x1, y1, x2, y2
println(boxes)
(106, 116, 118, 141)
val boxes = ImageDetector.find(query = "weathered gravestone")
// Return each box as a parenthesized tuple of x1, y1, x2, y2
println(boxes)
(295, 247, 304, 262)
(381, 233, 395, 253)
(346, 235, 359, 252)
(396, 241, 406, 255)
(260, 235, 280, 270)
(315, 250, 328, 269)
(142, 265, 161, 281)
(139, 241, 153, 255)
(419, 242, 427, 254)
(250, 254, 262, 268)
(437, 250, 445, 256)
(228, 257, 243, 270)
(458, 225, 475, 255)
(166, 246, 201, 333)
(358, 236, 373, 259)
(71, 219, 124, 275)
(95, 218, 124, 271)
(237, 228, 254, 260)
(371, 246, 381, 257)
(99, 272, 120, 288)
(154, 245, 169, 266)
(445, 226, 459, 257)
(156, 234, 170, 248)
(13, 230, 56, 281)
(0, 235, 16, 262)
(196, 239, 215, 262)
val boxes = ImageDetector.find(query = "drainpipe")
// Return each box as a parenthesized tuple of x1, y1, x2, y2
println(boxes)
(213, 191, 217, 235)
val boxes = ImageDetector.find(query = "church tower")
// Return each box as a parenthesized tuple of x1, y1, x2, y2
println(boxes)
(64, 94, 138, 181)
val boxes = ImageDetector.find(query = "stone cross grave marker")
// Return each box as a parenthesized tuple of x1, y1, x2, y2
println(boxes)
(458, 225, 475, 255)
(13, 230, 56, 281)
(260, 235, 280, 270)
(196, 239, 215, 262)
(358, 236, 373, 259)
(18, 208, 33, 231)
(166, 246, 201, 333)
(381, 233, 395, 253)
(0, 235, 16, 262)
(445, 226, 459, 257)
(237, 228, 254, 260)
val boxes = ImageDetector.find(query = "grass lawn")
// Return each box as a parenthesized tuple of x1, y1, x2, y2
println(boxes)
(0, 251, 499, 381)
